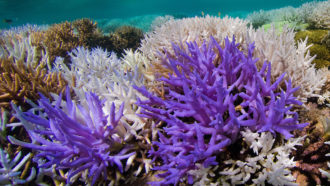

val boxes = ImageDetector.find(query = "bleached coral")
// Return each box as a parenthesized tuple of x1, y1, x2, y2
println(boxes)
(55, 47, 149, 139)
(139, 16, 326, 102)
(139, 15, 248, 64)
(307, 0, 330, 29)
(244, 25, 327, 102)
(0, 25, 49, 68)
(54, 47, 153, 177)
(122, 49, 154, 81)
(190, 129, 304, 186)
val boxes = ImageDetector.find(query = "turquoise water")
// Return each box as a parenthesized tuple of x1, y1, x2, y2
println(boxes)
(0, 0, 321, 29)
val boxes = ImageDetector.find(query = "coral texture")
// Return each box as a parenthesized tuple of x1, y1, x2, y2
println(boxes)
(0, 58, 67, 112)
(307, 0, 330, 29)
(135, 37, 307, 185)
(0, 148, 35, 185)
(190, 129, 304, 186)
(245, 26, 328, 102)
(9, 88, 136, 185)
(139, 15, 327, 102)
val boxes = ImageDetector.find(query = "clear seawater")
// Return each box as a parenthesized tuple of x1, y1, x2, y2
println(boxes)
(0, 0, 322, 29)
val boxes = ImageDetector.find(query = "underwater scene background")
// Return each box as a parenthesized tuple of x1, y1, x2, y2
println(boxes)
(0, 0, 329, 186)
(0, 0, 324, 29)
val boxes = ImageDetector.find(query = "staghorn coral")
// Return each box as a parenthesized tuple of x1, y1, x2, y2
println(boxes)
(0, 24, 49, 69)
(134, 37, 307, 185)
(0, 58, 67, 112)
(72, 18, 102, 48)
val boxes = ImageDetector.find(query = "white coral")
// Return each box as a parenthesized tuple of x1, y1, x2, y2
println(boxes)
(0, 25, 49, 68)
(139, 15, 248, 64)
(54, 47, 150, 140)
(244, 25, 327, 102)
(218, 129, 304, 186)
(308, 0, 330, 29)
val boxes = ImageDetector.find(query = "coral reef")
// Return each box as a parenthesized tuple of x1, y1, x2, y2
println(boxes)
(135, 37, 307, 185)
(139, 15, 327, 102)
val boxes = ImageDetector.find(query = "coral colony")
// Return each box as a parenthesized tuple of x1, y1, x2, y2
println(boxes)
(134, 37, 308, 185)
(0, 2, 330, 185)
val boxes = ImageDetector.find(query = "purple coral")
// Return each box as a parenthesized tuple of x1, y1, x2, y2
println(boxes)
(134, 36, 308, 185)
(8, 88, 135, 185)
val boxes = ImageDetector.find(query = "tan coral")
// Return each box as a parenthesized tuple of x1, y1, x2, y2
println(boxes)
(0, 58, 67, 111)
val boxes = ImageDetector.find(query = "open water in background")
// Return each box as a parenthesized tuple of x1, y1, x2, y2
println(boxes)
(0, 0, 325, 29)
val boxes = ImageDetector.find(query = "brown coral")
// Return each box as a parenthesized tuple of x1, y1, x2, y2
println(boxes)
(0, 58, 67, 112)
(109, 25, 144, 55)
(293, 104, 330, 185)
(43, 21, 80, 65)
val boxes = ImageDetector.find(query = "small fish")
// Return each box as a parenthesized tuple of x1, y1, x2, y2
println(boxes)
(3, 19, 13, 24)
(201, 11, 204, 17)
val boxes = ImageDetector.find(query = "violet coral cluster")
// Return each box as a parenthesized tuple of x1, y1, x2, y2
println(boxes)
(134, 36, 308, 185)
(8, 88, 136, 185)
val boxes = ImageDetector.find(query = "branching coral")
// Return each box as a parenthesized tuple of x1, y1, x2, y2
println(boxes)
(219, 129, 304, 186)
(0, 148, 36, 185)
(139, 15, 248, 66)
(8, 88, 139, 185)
(294, 29, 330, 69)
(190, 129, 304, 186)
(42, 21, 80, 64)
(54, 46, 153, 140)
(54, 47, 154, 180)
(139, 15, 327, 102)
(0, 58, 67, 112)
(245, 25, 328, 102)
(134, 37, 307, 185)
